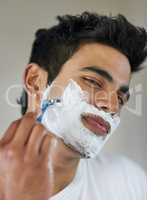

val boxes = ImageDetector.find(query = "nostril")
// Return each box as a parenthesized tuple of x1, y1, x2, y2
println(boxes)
(110, 112, 117, 117)
(98, 106, 109, 113)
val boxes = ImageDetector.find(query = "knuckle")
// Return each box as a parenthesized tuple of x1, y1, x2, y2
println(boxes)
(25, 112, 37, 119)
(10, 119, 20, 127)
(4, 146, 18, 160)
(22, 113, 36, 123)
(33, 123, 46, 133)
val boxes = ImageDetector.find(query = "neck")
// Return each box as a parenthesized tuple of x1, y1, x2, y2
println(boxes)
(48, 138, 81, 196)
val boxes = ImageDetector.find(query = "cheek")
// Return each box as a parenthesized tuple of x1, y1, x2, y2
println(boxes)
(46, 83, 66, 99)
(47, 74, 80, 99)
(74, 77, 107, 105)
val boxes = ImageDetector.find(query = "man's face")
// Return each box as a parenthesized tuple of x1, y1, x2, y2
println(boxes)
(47, 42, 131, 116)
(24, 42, 131, 158)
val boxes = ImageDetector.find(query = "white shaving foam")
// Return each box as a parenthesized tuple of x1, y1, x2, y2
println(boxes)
(38, 79, 120, 158)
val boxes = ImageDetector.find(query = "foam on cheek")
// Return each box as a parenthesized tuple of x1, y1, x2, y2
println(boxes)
(37, 79, 120, 158)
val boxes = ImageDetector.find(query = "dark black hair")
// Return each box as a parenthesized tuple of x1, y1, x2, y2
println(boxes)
(17, 11, 147, 115)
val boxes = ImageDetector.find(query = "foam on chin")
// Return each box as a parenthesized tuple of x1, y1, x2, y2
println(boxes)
(37, 79, 120, 159)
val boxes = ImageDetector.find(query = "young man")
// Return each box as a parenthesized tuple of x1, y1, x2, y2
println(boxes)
(0, 12, 147, 200)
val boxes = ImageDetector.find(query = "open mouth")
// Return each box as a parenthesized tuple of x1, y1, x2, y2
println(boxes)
(81, 113, 111, 136)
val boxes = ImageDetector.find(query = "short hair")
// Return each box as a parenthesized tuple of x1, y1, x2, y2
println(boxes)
(17, 11, 147, 115)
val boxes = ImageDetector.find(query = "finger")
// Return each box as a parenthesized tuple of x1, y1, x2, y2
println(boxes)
(26, 123, 48, 156)
(40, 134, 58, 159)
(11, 112, 37, 147)
(0, 119, 21, 146)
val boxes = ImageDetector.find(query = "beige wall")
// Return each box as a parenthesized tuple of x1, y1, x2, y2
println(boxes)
(0, 0, 147, 170)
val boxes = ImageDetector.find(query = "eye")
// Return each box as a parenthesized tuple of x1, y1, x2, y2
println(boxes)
(82, 77, 103, 89)
(118, 95, 125, 106)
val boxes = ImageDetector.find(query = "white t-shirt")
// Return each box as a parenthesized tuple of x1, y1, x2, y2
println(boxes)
(50, 152, 147, 200)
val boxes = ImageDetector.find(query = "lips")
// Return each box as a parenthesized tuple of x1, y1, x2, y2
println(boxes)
(81, 113, 111, 136)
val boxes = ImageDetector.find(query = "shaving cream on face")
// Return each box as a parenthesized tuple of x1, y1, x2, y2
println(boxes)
(37, 79, 120, 159)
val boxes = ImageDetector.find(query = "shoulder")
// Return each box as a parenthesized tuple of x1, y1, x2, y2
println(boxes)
(86, 152, 147, 198)
(95, 152, 147, 181)
(92, 151, 147, 173)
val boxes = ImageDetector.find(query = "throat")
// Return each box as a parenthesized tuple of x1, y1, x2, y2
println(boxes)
(49, 159, 80, 197)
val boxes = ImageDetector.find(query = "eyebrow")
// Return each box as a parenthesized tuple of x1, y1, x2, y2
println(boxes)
(81, 65, 130, 100)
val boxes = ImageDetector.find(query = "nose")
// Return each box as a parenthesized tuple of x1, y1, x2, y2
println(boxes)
(94, 91, 120, 114)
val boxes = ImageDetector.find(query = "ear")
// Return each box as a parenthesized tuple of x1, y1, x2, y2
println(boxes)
(23, 63, 48, 112)
(23, 63, 48, 93)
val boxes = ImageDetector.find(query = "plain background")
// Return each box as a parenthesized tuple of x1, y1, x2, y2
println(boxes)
(0, 0, 147, 171)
